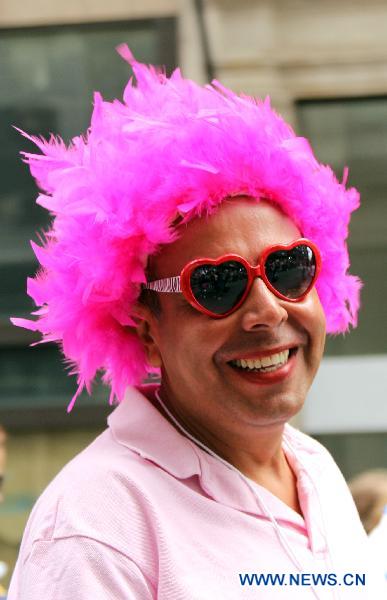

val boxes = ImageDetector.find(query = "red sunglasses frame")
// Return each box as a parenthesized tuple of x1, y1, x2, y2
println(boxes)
(179, 239, 321, 318)
(144, 238, 322, 319)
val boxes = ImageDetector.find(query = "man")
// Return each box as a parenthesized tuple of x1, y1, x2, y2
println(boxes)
(8, 47, 382, 598)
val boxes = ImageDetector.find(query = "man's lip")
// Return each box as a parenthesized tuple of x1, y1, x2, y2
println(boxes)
(227, 350, 297, 385)
(226, 344, 299, 362)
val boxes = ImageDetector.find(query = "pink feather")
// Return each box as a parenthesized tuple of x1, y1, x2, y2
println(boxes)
(12, 45, 361, 409)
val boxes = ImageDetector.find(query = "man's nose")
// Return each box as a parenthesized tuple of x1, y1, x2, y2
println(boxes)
(239, 277, 288, 331)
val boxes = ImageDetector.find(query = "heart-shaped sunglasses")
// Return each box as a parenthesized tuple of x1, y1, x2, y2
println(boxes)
(143, 239, 321, 318)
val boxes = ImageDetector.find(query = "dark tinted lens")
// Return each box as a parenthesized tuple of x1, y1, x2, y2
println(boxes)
(265, 245, 316, 299)
(190, 261, 248, 314)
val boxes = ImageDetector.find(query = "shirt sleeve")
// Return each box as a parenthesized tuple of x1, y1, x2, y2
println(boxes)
(7, 536, 155, 600)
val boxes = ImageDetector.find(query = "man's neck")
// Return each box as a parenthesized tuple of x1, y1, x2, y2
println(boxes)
(153, 386, 302, 515)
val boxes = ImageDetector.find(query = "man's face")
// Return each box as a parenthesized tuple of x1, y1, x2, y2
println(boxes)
(138, 198, 326, 435)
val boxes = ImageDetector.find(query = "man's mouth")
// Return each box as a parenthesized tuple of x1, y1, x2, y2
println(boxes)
(228, 347, 297, 374)
(230, 349, 289, 373)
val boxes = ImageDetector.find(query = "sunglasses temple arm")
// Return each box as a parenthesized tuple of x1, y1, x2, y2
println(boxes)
(143, 276, 181, 293)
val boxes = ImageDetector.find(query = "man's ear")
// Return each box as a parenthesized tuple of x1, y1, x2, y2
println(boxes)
(133, 303, 163, 368)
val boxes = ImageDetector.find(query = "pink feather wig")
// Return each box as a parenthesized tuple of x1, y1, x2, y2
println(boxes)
(12, 45, 361, 410)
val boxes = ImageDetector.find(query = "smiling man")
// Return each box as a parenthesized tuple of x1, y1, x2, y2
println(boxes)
(136, 197, 326, 517)
(8, 48, 383, 598)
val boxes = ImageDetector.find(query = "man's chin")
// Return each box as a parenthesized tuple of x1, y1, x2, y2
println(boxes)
(221, 388, 306, 429)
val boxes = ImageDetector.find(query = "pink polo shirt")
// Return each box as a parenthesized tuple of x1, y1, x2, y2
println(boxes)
(8, 385, 383, 599)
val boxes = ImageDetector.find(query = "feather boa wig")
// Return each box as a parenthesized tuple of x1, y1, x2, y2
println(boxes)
(12, 45, 361, 410)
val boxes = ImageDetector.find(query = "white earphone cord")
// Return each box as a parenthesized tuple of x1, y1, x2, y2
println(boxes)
(155, 391, 339, 600)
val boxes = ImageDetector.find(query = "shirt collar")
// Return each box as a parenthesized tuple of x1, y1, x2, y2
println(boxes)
(107, 385, 310, 522)
(108, 385, 266, 514)
(108, 387, 330, 554)
(108, 384, 201, 480)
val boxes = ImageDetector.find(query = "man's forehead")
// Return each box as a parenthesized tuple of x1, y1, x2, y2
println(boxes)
(150, 197, 301, 275)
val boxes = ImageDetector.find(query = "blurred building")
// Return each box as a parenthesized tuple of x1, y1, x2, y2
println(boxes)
(0, 0, 386, 587)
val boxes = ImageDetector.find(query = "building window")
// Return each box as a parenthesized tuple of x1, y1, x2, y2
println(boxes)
(297, 97, 387, 476)
(0, 19, 176, 424)
(297, 97, 387, 357)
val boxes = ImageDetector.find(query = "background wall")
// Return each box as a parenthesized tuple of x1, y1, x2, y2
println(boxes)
(0, 0, 386, 589)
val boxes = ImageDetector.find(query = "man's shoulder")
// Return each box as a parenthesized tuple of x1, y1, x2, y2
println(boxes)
(23, 427, 158, 552)
(10, 429, 159, 598)
(45, 427, 143, 493)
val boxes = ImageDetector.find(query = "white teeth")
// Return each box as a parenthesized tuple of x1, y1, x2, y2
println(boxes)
(246, 358, 261, 369)
(232, 349, 290, 371)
